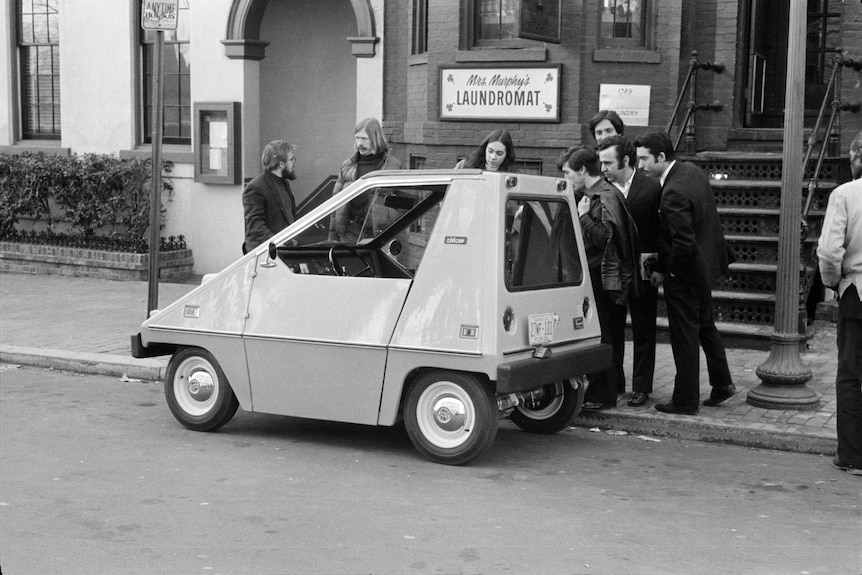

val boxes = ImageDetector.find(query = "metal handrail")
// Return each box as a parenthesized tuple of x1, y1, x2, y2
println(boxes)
(666, 50, 725, 152)
(802, 52, 862, 222)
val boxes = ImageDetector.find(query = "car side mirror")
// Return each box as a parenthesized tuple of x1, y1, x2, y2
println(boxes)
(260, 242, 277, 268)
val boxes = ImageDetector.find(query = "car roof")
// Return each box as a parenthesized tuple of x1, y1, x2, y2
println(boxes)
(359, 168, 483, 180)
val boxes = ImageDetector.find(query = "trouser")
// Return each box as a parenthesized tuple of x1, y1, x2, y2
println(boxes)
(836, 284, 862, 467)
(584, 269, 627, 404)
(663, 276, 733, 408)
(629, 280, 658, 393)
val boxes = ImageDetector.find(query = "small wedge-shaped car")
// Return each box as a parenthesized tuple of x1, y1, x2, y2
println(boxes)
(133, 169, 611, 465)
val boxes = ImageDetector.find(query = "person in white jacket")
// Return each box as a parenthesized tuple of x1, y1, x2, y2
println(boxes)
(817, 130, 862, 476)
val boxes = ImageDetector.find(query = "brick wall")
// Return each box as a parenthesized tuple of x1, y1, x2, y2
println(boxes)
(684, 0, 739, 150)
(840, 1, 862, 151)
(0, 243, 194, 281)
(385, 1, 686, 173)
(383, 1, 861, 163)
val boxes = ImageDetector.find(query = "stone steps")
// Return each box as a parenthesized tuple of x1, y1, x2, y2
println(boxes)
(650, 152, 842, 349)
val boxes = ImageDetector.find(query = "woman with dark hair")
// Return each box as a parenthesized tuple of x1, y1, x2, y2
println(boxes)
(455, 129, 517, 172)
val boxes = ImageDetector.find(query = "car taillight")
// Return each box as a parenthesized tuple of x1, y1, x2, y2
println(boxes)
(503, 306, 515, 333)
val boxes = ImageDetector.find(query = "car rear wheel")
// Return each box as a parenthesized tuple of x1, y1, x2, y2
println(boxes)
(509, 378, 583, 434)
(404, 371, 498, 465)
(165, 347, 239, 432)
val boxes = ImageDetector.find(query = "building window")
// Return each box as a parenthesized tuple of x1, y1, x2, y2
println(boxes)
(141, 0, 191, 145)
(475, 0, 517, 42)
(515, 159, 542, 175)
(409, 154, 427, 170)
(599, 0, 649, 48)
(411, 0, 428, 55)
(17, 0, 60, 140)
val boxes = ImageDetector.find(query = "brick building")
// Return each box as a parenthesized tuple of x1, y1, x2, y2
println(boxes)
(1, 0, 860, 274)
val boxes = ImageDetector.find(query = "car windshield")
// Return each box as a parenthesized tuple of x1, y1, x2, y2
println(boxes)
(288, 184, 447, 272)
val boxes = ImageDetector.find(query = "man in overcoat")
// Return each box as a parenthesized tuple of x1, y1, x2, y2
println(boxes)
(243, 140, 298, 253)
(634, 131, 736, 415)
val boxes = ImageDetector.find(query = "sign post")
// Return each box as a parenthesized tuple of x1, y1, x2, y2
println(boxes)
(141, 0, 178, 315)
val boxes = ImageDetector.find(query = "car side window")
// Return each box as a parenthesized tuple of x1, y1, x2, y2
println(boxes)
(505, 198, 583, 290)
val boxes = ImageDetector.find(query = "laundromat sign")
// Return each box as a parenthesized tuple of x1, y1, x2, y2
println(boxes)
(141, 0, 179, 30)
(440, 66, 561, 123)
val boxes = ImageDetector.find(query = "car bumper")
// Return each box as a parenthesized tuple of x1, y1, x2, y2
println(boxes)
(495, 342, 612, 394)
(130, 333, 175, 358)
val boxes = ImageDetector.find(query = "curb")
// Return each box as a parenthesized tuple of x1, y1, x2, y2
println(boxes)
(575, 410, 836, 456)
(0, 345, 167, 381)
(0, 345, 837, 458)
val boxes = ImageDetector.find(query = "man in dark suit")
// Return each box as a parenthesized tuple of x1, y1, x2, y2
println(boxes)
(598, 136, 662, 407)
(634, 131, 736, 415)
(243, 140, 298, 253)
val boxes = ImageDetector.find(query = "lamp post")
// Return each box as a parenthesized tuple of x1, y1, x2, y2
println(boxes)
(141, 0, 179, 315)
(747, 0, 819, 409)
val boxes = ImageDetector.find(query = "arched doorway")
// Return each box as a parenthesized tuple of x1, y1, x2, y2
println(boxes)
(224, 0, 381, 205)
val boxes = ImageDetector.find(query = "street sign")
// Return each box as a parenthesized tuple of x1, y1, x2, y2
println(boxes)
(141, 0, 179, 31)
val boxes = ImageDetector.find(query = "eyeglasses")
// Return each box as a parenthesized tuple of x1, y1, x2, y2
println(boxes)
(354, 136, 370, 142)
(285, 156, 296, 163)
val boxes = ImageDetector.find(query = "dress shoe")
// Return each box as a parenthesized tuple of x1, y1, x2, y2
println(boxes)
(703, 384, 738, 406)
(627, 392, 649, 407)
(655, 402, 698, 415)
(581, 401, 616, 413)
(832, 457, 862, 476)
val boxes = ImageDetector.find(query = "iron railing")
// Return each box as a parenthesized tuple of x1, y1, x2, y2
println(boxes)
(802, 52, 862, 222)
(666, 50, 725, 153)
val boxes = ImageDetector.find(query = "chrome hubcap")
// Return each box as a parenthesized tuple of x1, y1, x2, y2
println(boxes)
(416, 381, 475, 449)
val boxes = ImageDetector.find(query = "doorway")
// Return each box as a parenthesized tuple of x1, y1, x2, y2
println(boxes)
(259, 0, 359, 205)
(742, 0, 842, 128)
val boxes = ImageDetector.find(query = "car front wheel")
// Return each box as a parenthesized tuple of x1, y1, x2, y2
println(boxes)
(404, 371, 498, 465)
(164, 347, 239, 432)
(509, 378, 584, 434)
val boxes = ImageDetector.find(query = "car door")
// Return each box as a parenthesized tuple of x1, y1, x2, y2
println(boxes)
(243, 255, 410, 425)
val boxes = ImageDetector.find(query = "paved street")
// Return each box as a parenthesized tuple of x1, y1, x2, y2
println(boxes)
(0, 272, 842, 455)
(1, 366, 859, 575)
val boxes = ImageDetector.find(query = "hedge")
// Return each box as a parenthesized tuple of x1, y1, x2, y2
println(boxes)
(0, 152, 174, 252)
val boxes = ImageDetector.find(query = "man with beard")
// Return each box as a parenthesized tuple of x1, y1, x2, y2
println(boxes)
(242, 140, 299, 253)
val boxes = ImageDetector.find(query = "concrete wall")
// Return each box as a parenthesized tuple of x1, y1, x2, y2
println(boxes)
(0, 2, 14, 146)
(60, 1, 137, 152)
(259, 0, 357, 204)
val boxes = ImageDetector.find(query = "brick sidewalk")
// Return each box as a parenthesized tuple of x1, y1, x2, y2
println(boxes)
(0, 271, 839, 455)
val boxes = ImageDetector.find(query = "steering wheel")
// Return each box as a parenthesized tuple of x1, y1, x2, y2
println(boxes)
(328, 244, 377, 277)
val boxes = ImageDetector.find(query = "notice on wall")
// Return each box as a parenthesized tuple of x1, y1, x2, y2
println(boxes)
(598, 84, 651, 126)
(440, 66, 561, 122)
(141, 0, 179, 31)
(208, 121, 228, 149)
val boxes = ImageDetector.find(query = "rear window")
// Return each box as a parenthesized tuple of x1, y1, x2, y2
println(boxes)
(505, 198, 583, 290)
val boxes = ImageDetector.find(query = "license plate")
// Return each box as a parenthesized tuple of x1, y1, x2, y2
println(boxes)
(528, 313, 559, 346)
